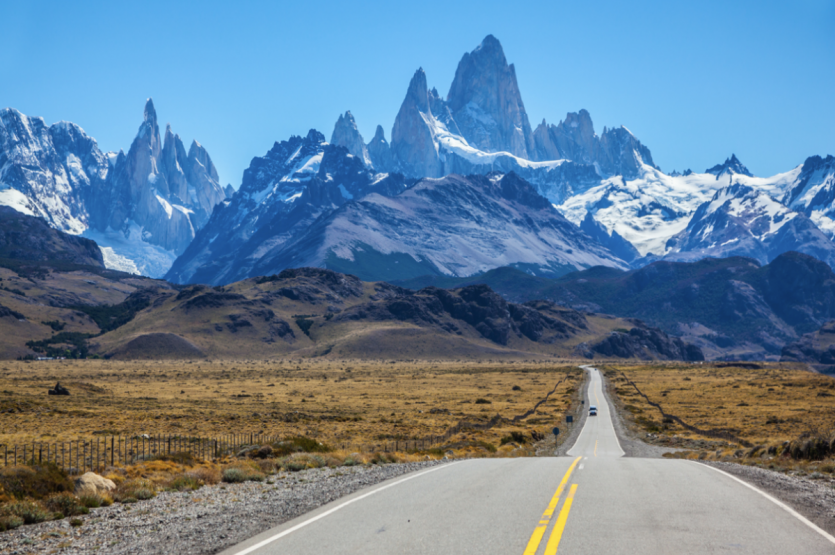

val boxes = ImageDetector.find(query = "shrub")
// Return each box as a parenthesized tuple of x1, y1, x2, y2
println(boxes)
(0, 463, 74, 500)
(500, 431, 528, 446)
(273, 436, 332, 456)
(221, 468, 248, 483)
(79, 493, 112, 508)
(113, 479, 156, 502)
(474, 398, 492, 404)
(0, 515, 23, 531)
(256, 459, 278, 474)
(251, 445, 273, 459)
(44, 492, 85, 517)
(70, 518, 83, 527)
(167, 475, 202, 492)
(222, 462, 265, 483)
(477, 441, 498, 453)
(185, 467, 221, 485)
(2, 500, 51, 524)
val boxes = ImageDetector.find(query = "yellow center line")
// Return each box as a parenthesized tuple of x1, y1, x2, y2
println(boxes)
(521, 457, 581, 555)
(543, 483, 579, 555)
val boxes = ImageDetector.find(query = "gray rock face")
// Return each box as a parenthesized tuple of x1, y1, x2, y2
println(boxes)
(97, 99, 226, 254)
(446, 35, 535, 159)
(330, 111, 370, 166)
(390, 69, 443, 178)
(366, 125, 394, 172)
(532, 110, 656, 178)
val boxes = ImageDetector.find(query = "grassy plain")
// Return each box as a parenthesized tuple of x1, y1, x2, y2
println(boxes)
(605, 362, 835, 467)
(0, 359, 583, 455)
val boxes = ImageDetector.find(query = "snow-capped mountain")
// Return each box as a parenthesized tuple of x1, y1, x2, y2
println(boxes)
(165, 128, 628, 285)
(0, 108, 107, 234)
(556, 158, 805, 258)
(165, 130, 410, 285)
(663, 182, 835, 268)
(780, 155, 835, 237)
(329, 36, 657, 205)
(245, 172, 628, 282)
(0, 100, 226, 277)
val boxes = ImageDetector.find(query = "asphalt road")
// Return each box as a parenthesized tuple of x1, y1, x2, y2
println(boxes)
(221, 367, 835, 554)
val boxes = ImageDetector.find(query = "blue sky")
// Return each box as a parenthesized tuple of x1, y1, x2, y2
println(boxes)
(2, 0, 833, 187)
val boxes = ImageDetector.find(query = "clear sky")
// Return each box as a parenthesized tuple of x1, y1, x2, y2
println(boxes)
(2, 0, 833, 187)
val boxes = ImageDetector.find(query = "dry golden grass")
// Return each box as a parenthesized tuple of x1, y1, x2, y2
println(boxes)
(604, 362, 835, 446)
(0, 358, 584, 456)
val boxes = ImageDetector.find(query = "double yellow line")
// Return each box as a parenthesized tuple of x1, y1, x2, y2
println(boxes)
(522, 457, 581, 555)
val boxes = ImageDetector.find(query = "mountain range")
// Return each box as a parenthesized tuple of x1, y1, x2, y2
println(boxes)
(0, 100, 229, 277)
(1, 34, 834, 322)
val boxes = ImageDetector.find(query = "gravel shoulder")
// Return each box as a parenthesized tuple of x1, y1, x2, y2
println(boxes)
(704, 461, 835, 539)
(0, 461, 443, 555)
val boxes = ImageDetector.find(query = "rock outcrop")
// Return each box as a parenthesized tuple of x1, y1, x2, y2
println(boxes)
(330, 111, 370, 166)
(706, 154, 752, 178)
(95, 99, 226, 254)
(390, 69, 444, 178)
(446, 35, 535, 159)
(366, 125, 394, 172)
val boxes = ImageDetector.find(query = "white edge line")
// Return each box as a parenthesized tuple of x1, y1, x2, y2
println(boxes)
(695, 461, 835, 546)
(229, 461, 462, 555)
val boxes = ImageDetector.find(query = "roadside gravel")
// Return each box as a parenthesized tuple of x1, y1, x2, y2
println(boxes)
(705, 461, 835, 538)
(0, 461, 443, 555)
(596, 366, 677, 458)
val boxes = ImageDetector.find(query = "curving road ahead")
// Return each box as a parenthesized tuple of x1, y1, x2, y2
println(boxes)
(221, 367, 835, 555)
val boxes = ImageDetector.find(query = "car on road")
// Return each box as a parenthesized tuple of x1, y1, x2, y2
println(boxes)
(589, 405, 598, 416)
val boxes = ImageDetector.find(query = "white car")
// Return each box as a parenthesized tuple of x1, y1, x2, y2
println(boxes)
(589, 405, 598, 416)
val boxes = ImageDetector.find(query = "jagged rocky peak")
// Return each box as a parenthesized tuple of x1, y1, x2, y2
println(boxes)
(366, 124, 393, 172)
(143, 97, 157, 124)
(597, 125, 657, 178)
(330, 111, 370, 165)
(706, 154, 752, 178)
(93, 98, 226, 255)
(223, 184, 235, 198)
(534, 110, 598, 164)
(446, 35, 534, 159)
(390, 68, 443, 178)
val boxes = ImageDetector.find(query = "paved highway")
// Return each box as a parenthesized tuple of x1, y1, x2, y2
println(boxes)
(222, 367, 835, 554)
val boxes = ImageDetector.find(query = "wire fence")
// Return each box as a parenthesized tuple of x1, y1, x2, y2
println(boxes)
(1, 377, 576, 473)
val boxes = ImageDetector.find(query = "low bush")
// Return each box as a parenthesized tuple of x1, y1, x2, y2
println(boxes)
(1, 500, 51, 524)
(500, 431, 528, 446)
(70, 518, 83, 527)
(0, 463, 74, 500)
(185, 466, 221, 485)
(113, 479, 156, 502)
(0, 514, 23, 531)
(44, 492, 86, 516)
(474, 398, 492, 404)
(167, 475, 202, 492)
(79, 492, 112, 508)
(222, 461, 265, 483)
(272, 436, 332, 456)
